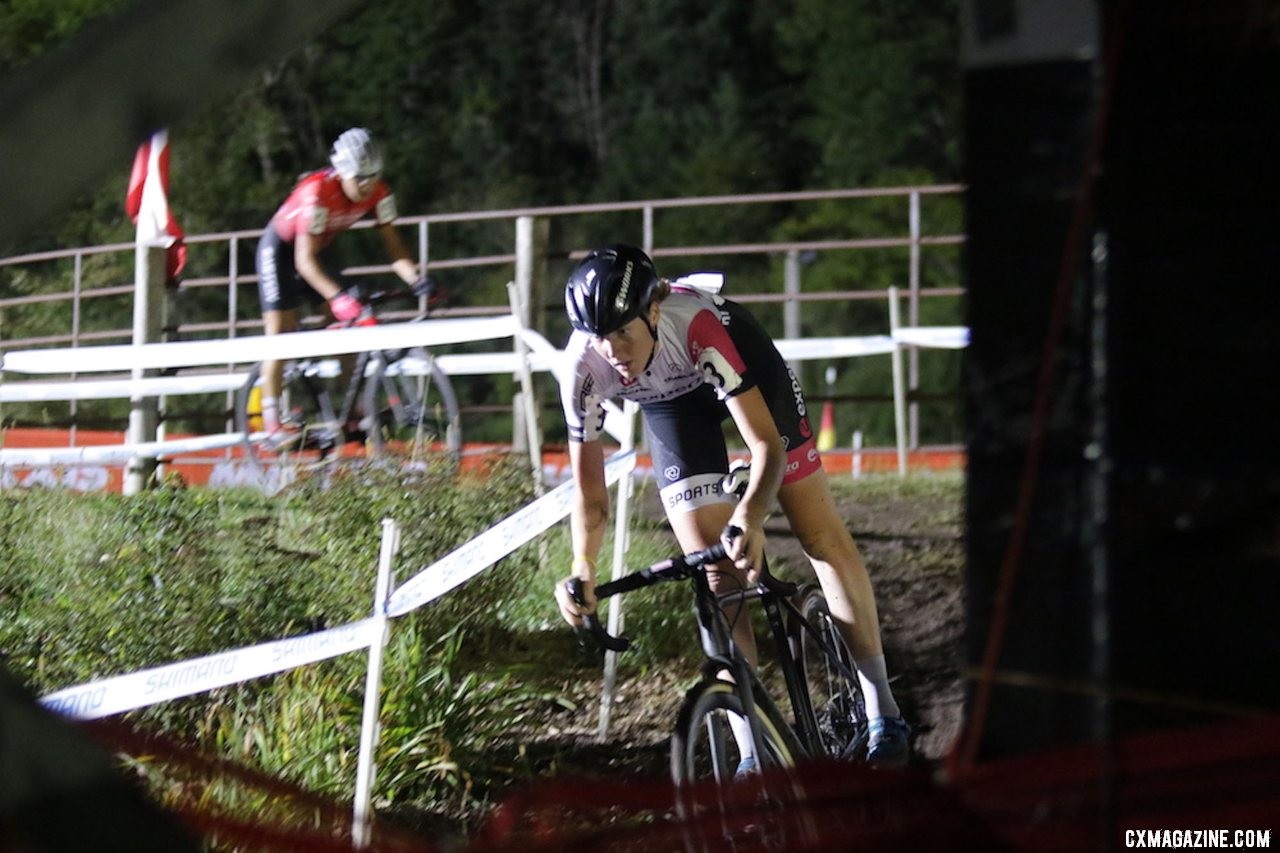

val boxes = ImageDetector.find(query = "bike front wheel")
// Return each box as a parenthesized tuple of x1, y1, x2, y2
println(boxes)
(670, 677, 814, 850)
(671, 678, 797, 783)
(795, 584, 868, 760)
(361, 348, 461, 465)
(234, 361, 338, 488)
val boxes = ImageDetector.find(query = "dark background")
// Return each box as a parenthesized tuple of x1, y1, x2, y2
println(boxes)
(962, 0, 1280, 759)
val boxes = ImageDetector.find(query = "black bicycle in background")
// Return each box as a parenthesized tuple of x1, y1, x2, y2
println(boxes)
(568, 463, 870, 847)
(234, 285, 461, 483)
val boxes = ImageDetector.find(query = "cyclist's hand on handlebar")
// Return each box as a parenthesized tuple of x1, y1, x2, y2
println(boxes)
(328, 291, 363, 322)
(721, 520, 766, 583)
(411, 276, 446, 308)
(555, 574, 597, 627)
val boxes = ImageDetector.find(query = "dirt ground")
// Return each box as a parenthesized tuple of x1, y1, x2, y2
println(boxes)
(514, 475, 967, 781)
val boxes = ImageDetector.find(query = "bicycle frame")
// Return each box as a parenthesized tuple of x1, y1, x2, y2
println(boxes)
(576, 546, 865, 766)
(235, 283, 460, 473)
(700, 567, 860, 761)
(329, 287, 429, 430)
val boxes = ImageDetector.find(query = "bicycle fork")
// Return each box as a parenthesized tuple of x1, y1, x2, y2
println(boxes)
(691, 571, 772, 770)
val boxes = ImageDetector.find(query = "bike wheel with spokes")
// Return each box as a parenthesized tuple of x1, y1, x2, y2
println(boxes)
(670, 678, 810, 851)
(234, 361, 338, 490)
(361, 348, 461, 466)
(795, 584, 868, 760)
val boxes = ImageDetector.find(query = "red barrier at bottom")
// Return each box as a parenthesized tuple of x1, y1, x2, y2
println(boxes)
(472, 715, 1280, 852)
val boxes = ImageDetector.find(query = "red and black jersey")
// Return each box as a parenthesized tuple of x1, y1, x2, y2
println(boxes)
(268, 169, 397, 246)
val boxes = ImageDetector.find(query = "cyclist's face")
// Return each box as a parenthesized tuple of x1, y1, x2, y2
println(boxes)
(342, 173, 380, 202)
(590, 310, 656, 380)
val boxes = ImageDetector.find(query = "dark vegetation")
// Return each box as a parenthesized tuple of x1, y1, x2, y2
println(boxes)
(1, 0, 965, 447)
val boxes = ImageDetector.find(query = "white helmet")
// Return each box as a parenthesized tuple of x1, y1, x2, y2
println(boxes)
(330, 127, 384, 180)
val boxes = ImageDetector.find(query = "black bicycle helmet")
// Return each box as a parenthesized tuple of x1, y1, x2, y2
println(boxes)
(564, 244, 660, 336)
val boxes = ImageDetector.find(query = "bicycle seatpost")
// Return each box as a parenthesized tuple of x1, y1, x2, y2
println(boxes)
(720, 460, 751, 500)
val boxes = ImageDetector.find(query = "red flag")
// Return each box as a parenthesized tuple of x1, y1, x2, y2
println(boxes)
(126, 130, 187, 285)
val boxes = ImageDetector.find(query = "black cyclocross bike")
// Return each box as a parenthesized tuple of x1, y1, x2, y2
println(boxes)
(235, 285, 461, 482)
(567, 463, 870, 844)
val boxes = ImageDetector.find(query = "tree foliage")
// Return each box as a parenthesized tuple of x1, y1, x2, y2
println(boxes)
(2, 0, 959, 246)
(0, 0, 125, 72)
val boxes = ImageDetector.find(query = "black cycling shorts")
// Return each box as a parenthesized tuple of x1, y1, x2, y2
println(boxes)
(644, 318, 820, 516)
(255, 226, 344, 312)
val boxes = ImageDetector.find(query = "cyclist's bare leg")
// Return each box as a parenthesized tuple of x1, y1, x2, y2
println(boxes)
(262, 308, 298, 429)
(777, 467, 883, 658)
(666, 503, 760, 668)
(777, 466, 903, 724)
(668, 501, 764, 768)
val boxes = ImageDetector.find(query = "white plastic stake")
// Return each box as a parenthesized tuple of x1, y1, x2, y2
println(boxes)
(353, 518, 400, 848)
(598, 401, 639, 741)
(887, 286, 908, 477)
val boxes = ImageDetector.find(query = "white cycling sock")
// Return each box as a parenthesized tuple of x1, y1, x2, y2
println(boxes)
(854, 654, 901, 721)
(261, 397, 279, 432)
(728, 710, 757, 763)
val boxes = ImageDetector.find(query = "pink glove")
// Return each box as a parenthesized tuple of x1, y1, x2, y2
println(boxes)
(329, 292, 363, 322)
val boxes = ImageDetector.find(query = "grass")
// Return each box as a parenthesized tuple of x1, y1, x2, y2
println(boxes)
(0, 460, 963, 841)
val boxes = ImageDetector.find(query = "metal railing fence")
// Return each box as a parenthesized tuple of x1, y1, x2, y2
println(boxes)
(1, 185, 965, 446)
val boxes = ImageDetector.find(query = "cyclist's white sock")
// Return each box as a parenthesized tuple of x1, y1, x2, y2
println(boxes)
(854, 654, 901, 721)
(261, 397, 280, 432)
(728, 711, 757, 763)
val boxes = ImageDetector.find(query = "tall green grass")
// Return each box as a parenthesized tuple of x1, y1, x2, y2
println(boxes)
(0, 456, 566, 822)
(1, 461, 962, 834)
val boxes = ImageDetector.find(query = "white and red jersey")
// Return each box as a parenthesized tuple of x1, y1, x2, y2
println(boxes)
(268, 168, 397, 247)
(563, 283, 820, 495)
(561, 285, 766, 442)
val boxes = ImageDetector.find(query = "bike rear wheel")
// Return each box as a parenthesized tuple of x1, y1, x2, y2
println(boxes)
(361, 348, 461, 466)
(794, 584, 868, 760)
(235, 361, 338, 489)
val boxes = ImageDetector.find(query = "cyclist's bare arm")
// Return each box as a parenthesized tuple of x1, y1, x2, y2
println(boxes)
(376, 222, 419, 285)
(556, 438, 610, 626)
(723, 387, 786, 577)
(293, 229, 345, 301)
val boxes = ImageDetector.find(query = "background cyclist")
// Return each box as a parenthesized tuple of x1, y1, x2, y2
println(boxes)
(552, 244, 910, 768)
(254, 126, 433, 445)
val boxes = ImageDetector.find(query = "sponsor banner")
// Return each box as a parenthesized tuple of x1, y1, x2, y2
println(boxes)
(40, 618, 383, 720)
(0, 432, 247, 466)
(387, 450, 636, 617)
(1, 429, 961, 493)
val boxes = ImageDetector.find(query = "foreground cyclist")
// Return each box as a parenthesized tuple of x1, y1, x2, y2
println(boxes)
(552, 244, 910, 768)
(254, 127, 433, 445)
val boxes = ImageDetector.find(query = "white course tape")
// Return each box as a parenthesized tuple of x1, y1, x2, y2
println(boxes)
(892, 326, 970, 349)
(0, 372, 248, 403)
(1, 315, 521, 375)
(40, 617, 383, 720)
(1, 432, 249, 466)
(387, 449, 636, 617)
(775, 335, 898, 360)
